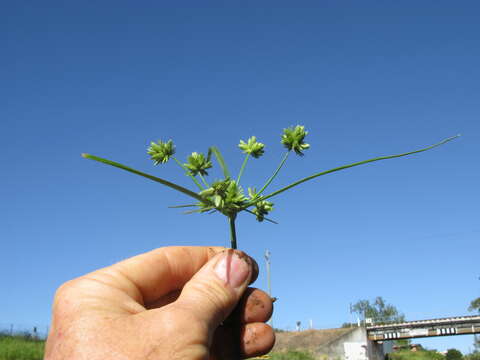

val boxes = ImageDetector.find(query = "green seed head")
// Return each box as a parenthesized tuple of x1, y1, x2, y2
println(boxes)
(239, 136, 265, 158)
(199, 179, 246, 215)
(281, 125, 310, 156)
(184, 152, 212, 176)
(253, 200, 274, 222)
(148, 139, 175, 165)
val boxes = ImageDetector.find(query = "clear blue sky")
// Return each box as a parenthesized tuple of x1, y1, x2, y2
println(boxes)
(2, 1, 479, 353)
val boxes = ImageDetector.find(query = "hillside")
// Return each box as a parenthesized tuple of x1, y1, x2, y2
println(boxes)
(273, 328, 355, 354)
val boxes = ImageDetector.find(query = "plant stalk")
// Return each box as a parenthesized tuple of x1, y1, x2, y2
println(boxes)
(236, 153, 250, 184)
(198, 174, 210, 188)
(229, 215, 237, 249)
(172, 157, 204, 190)
(258, 151, 290, 195)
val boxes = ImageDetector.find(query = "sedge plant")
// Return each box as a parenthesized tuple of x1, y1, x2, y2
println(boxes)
(82, 126, 458, 249)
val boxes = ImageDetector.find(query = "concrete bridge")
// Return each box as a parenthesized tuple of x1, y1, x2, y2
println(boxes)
(272, 315, 480, 360)
(367, 315, 480, 342)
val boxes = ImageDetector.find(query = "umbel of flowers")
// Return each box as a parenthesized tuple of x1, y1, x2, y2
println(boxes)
(83, 126, 458, 249)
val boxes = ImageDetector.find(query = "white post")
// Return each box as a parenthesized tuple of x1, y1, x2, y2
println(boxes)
(264, 250, 272, 327)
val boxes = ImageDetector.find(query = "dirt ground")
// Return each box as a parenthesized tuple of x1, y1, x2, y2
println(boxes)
(272, 328, 353, 354)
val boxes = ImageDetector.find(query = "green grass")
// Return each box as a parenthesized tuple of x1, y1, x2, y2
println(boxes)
(389, 350, 445, 360)
(0, 336, 45, 360)
(269, 350, 317, 360)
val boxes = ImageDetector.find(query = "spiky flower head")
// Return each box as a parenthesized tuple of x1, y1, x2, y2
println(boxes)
(148, 139, 175, 165)
(239, 136, 265, 158)
(281, 125, 310, 156)
(252, 200, 274, 222)
(184, 152, 212, 176)
(199, 179, 246, 214)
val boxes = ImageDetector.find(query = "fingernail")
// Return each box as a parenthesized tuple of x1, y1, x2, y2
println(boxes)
(214, 251, 250, 289)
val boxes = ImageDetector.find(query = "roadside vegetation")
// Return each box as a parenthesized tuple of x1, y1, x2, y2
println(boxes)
(0, 334, 44, 360)
(390, 350, 445, 360)
(389, 349, 480, 360)
(268, 350, 316, 359)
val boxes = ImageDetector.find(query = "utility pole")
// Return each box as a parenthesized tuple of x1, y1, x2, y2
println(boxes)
(265, 250, 272, 327)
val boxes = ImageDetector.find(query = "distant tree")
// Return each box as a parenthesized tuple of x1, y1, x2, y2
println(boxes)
(445, 348, 463, 360)
(394, 338, 412, 349)
(351, 296, 405, 325)
(469, 294, 480, 351)
(469, 298, 480, 313)
(464, 352, 480, 360)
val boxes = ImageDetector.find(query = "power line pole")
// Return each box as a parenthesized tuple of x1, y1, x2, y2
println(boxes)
(265, 249, 272, 327)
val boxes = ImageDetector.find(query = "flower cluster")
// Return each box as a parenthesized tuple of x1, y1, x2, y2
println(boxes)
(238, 136, 265, 158)
(252, 200, 274, 222)
(184, 152, 212, 176)
(281, 125, 310, 156)
(200, 179, 246, 215)
(248, 188, 273, 222)
(148, 140, 175, 165)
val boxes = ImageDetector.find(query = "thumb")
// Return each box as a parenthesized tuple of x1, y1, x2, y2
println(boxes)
(174, 249, 254, 329)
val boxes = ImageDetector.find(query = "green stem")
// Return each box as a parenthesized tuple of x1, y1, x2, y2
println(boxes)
(172, 157, 204, 190)
(236, 153, 250, 184)
(257, 151, 290, 195)
(261, 135, 460, 202)
(198, 174, 210, 188)
(229, 215, 237, 249)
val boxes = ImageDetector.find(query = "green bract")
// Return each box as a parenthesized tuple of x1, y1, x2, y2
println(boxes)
(82, 126, 459, 249)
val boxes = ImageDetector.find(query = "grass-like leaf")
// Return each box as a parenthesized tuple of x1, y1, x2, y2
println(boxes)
(246, 135, 460, 206)
(82, 153, 209, 204)
(244, 209, 279, 224)
(209, 146, 231, 179)
(168, 204, 198, 208)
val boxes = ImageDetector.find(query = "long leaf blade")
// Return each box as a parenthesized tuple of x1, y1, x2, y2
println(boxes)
(168, 204, 198, 208)
(244, 209, 279, 224)
(209, 146, 231, 179)
(245, 135, 460, 206)
(82, 153, 208, 203)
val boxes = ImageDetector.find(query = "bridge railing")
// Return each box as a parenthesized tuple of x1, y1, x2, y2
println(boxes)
(366, 315, 480, 341)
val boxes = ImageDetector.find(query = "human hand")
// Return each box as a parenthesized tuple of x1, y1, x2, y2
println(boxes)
(45, 247, 275, 360)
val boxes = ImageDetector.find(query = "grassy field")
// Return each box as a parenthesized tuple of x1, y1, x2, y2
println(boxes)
(0, 336, 45, 360)
(389, 350, 445, 360)
(268, 350, 316, 359)
(0, 336, 314, 360)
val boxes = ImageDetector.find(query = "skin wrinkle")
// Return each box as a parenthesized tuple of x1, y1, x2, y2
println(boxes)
(107, 264, 146, 305)
(146, 289, 181, 309)
(177, 278, 232, 329)
(76, 276, 144, 315)
(116, 247, 228, 303)
(162, 247, 214, 296)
